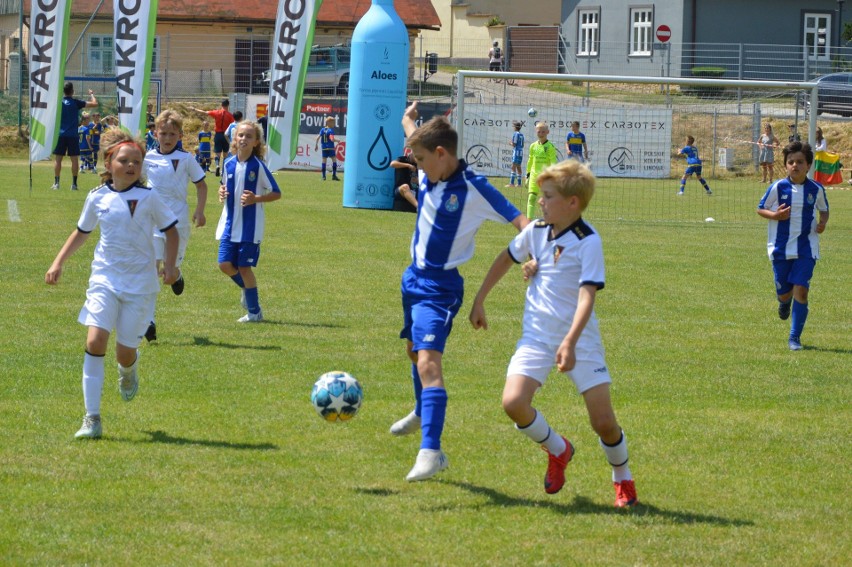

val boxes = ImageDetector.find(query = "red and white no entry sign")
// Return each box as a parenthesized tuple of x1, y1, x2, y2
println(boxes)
(656, 24, 671, 43)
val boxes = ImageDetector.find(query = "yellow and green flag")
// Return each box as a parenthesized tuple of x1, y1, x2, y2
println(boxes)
(813, 150, 843, 185)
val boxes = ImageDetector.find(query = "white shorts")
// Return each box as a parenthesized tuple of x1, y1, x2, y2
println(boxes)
(507, 337, 612, 394)
(153, 222, 189, 266)
(78, 283, 157, 348)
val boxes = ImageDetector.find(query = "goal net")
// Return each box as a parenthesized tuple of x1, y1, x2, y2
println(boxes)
(453, 72, 818, 224)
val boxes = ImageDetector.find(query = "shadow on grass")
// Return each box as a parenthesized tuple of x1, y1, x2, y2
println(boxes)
(142, 429, 278, 451)
(354, 487, 400, 497)
(260, 320, 347, 329)
(438, 480, 752, 526)
(191, 336, 283, 350)
(801, 345, 852, 354)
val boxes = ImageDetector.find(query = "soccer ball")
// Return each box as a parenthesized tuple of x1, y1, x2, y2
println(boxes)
(527, 107, 538, 118)
(310, 371, 363, 422)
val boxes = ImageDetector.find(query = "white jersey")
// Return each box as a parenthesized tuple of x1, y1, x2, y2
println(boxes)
(77, 181, 179, 295)
(508, 219, 605, 349)
(143, 147, 205, 226)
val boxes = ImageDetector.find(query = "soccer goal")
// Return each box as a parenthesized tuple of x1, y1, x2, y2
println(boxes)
(454, 71, 819, 223)
(65, 76, 163, 124)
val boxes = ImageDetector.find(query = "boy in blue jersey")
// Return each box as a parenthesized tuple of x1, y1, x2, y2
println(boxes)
(565, 121, 588, 162)
(470, 160, 637, 507)
(314, 116, 340, 181)
(78, 113, 93, 173)
(88, 112, 104, 173)
(145, 123, 157, 151)
(757, 141, 829, 351)
(198, 120, 212, 172)
(391, 101, 529, 482)
(216, 121, 281, 322)
(506, 120, 525, 188)
(676, 136, 712, 195)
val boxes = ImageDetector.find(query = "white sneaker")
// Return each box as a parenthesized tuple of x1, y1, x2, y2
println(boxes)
(406, 449, 449, 482)
(50, 183, 59, 190)
(390, 411, 421, 436)
(75, 415, 102, 439)
(118, 352, 139, 401)
(238, 310, 263, 323)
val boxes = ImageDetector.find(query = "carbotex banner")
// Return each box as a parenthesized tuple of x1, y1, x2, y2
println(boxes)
(29, 0, 73, 162)
(266, 0, 323, 171)
(114, 0, 158, 137)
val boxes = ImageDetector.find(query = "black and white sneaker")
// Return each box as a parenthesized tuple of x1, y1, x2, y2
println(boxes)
(171, 275, 185, 296)
(144, 321, 157, 342)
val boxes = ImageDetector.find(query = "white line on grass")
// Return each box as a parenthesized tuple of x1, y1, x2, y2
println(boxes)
(7, 200, 21, 222)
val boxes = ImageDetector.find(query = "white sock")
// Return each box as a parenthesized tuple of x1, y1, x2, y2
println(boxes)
(517, 410, 566, 456)
(83, 352, 105, 416)
(600, 431, 632, 482)
(118, 350, 139, 377)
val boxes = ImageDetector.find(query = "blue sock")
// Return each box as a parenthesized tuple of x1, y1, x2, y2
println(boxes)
(790, 299, 809, 339)
(700, 178, 710, 190)
(244, 287, 260, 314)
(230, 273, 245, 288)
(412, 363, 423, 417)
(321, 163, 326, 178)
(510, 173, 516, 185)
(679, 180, 686, 191)
(420, 387, 447, 450)
(332, 162, 338, 176)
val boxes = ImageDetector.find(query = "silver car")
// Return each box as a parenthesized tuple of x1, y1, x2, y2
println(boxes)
(256, 45, 351, 95)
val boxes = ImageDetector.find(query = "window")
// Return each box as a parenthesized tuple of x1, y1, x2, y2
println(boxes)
(87, 34, 160, 75)
(804, 13, 832, 61)
(577, 9, 600, 56)
(629, 7, 653, 56)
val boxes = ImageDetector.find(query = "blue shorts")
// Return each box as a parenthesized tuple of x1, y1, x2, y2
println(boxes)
(399, 265, 464, 353)
(772, 257, 816, 295)
(214, 132, 229, 154)
(53, 136, 81, 157)
(321, 148, 335, 159)
(218, 240, 261, 268)
(684, 165, 703, 176)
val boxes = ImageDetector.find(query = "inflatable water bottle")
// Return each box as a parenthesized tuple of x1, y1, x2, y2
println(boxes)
(343, 0, 409, 209)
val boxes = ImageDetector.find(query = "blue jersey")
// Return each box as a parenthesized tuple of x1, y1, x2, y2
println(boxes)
(88, 122, 104, 147)
(410, 160, 521, 271)
(318, 127, 335, 150)
(512, 131, 525, 163)
(59, 97, 87, 137)
(680, 145, 701, 165)
(146, 130, 157, 151)
(758, 177, 829, 261)
(78, 125, 91, 151)
(198, 131, 212, 156)
(566, 131, 586, 157)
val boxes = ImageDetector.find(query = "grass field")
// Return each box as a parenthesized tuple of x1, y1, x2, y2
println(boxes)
(1, 159, 850, 565)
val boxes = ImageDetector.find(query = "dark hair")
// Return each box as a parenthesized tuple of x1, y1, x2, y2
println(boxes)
(782, 141, 814, 166)
(407, 116, 458, 154)
(221, 99, 230, 107)
(63, 82, 74, 96)
(233, 111, 244, 121)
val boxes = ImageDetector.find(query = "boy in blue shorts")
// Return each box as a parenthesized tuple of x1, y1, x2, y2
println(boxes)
(506, 120, 525, 188)
(390, 101, 528, 482)
(314, 116, 340, 181)
(757, 141, 829, 351)
(469, 159, 637, 507)
(676, 135, 712, 195)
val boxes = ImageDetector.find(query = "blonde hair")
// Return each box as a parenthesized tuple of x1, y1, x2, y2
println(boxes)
(155, 109, 184, 132)
(536, 159, 595, 210)
(325, 116, 335, 127)
(229, 120, 266, 160)
(98, 128, 146, 184)
(535, 121, 549, 130)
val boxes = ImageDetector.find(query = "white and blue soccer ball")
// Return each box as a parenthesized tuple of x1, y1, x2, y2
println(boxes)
(310, 371, 363, 422)
(527, 107, 538, 118)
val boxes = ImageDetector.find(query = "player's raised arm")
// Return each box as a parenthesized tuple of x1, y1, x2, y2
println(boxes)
(402, 102, 419, 138)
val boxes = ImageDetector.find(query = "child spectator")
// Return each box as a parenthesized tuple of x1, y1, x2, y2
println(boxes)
(525, 121, 559, 219)
(565, 121, 588, 162)
(142, 110, 209, 341)
(145, 123, 157, 151)
(390, 101, 528, 482)
(676, 135, 712, 195)
(757, 141, 829, 351)
(314, 116, 340, 181)
(216, 121, 281, 322)
(198, 120, 212, 172)
(191, 99, 235, 177)
(391, 152, 418, 212)
(88, 112, 105, 174)
(469, 159, 637, 507)
(507, 120, 525, 188)
(45, 129, 179, 439)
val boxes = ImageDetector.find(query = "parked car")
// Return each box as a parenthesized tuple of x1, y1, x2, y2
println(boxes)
(804, 72, 852, 117)
(255, 45, 351, 95)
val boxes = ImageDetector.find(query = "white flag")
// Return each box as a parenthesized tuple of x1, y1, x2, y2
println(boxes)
(266, 0, 322, 170)
(114, 0, 159, 136)
(29, 0, 73, 162)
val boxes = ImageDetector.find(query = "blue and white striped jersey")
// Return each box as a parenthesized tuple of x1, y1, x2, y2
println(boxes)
(411, 160, 521, 271)
(215, 155, 280, 244)
(758, 177, 829, 260)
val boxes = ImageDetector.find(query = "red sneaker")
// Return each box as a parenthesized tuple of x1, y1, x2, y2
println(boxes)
(543, 437, 574, 494)
(614, 479, 638, 508)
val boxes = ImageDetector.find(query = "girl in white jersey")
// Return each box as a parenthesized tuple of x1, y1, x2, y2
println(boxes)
(46, 129, 180, 439)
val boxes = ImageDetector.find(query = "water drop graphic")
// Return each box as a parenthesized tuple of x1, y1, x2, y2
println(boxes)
(367, 126, 392, 171)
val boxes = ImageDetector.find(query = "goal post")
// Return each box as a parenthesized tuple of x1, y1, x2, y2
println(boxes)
(454, 71, 819, 223)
